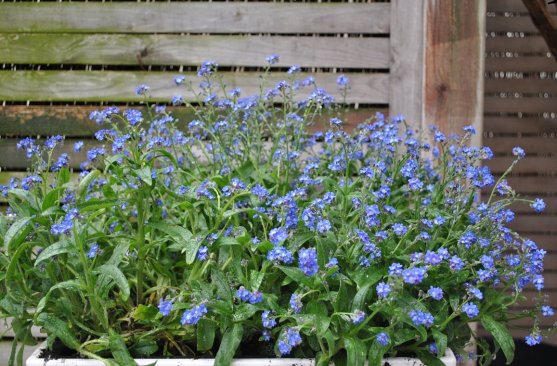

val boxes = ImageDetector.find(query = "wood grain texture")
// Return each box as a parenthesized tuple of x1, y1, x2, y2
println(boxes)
(484, 117, 557, 133)
(0, 106, 385, 137)
(486, 156, 557, 174)
(0, 3, 390, 34)
(486, 35, 553, 52)
(0, 71, 390, 104)
(484, 96, 557, 113)
(485, 78, 557, 93)
(424, 0, 486, 148)
(484, 137, 557, 154)
(486, 14, 541, 32)
(388, 0, 425, 129)
(0, 34, 391, 68)
(486, 56, 557, 72)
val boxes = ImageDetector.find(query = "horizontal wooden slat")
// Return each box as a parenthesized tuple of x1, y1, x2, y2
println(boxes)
(508, 215, 557, 233)
(484, 117, 557, 134)
(486, 56, 557, 72)
(0, 106, 385, 137)
(0, 71, 390, 104)
(486, 15, 540, 32)
(484, 96, 557, 113)
(0, 139, 92, 170)
(486, 157, 557, 174)
(0, 34, 390, 69)
(485, 78, 557, 94)
(483, 137, 557, 154)
(487, 0, 531, 12)
(486, 36, 552, 53)
(0, 3, 390, 34)
(482, 176, 557, 194)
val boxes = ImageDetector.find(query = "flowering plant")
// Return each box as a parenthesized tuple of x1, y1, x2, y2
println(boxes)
(0, 57, 554, 366)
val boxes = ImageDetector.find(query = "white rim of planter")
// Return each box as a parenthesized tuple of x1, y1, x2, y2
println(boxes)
(27, 341, 457, 366)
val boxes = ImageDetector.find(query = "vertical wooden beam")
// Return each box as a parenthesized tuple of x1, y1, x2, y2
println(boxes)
(424, 0, 486, 147)
(389, 0, 427, 129)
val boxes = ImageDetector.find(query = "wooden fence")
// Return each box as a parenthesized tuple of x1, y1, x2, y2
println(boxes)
(483, 0, 557, 344)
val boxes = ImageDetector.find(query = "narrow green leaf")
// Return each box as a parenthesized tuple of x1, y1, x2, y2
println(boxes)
(136, 166, 153, 186)
(481, 314, 515, 364)
(149, 222, 198, 264)
(36, 313, 80, 350)
(132, 305, 159, 322)
(432, 328, 448, 358)
(215, 323, 243, 366)
(277, 265, 312, 287)
(34, 239, 74, 266)
(367, 341, 384, 366)
(351, 284, 371, 312)
(109, 329, 137, 366)
(95, 264, 130, 301)
(416, 350, 446, 366)
(4, 217, 31, 252)
(345, 337, 366, 366)
(307, 301, 330, 335)
(77, 170, 100, 199)
(211, 268, 233, 303)
(36, 280, 85, 315)
(197, 318, 216, 352)
(8, 189, 39, 210)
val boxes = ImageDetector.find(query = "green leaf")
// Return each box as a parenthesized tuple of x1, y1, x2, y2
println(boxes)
(215, 323, 244, 366)
(149, 222, 198, 264)
(36, 280, 85, 315)
(249, 270, 265, 291)
(8, 189, 39, 210)
(136, 166, 153, 186)
(277, 265, 312, 287)
(416, 350, 446, 366)
(351, 284, 371, 312)
(211, 268, 233, 303)
(36, 313, 80, 350)
(481, 314, 515, 364)
(132, 305, 159, 322)
(109, 329, 137, 366)
(432, 328, 447, 358)
(77, 170, 100, 199)
(95, 264, 131, 301)
(130, 338, 158, 357)
(4, 217, 32, 252)
(307, 301, 330, 335)
(34, 239, 74, 266)
(367, 340, 384, 366)
(197, 318, 216, 352)
(215, 236, 240, 247)
(233, 303, 258, 322)
(344, 337, 366, 366)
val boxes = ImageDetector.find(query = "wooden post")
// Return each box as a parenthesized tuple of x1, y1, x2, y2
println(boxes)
(389, 0, 426, 129)
(389, 0, 486, 146)
(424, 0, 486, 146)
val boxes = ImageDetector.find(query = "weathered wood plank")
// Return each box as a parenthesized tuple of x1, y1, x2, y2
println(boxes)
(483, 117, 557, 134)
(0, 34, 391, 69)
(0, 106, 385, 137)
(389, 0, 425, 129)
(487, 0, 531, 12)
(483, 137, 557, 154)
(486, 35, 551, 53)
(486, 15, 540, 32)
(486, 156, 557, 174)
(0, 71, 390, 104)
(424, 0, 485, 148)
(0, 3, 391, 34)
(485, 78, 557, 93)
(0, 139, 92, 170)
(484, 96, 557, 113)
(507, 215, 557, 233)
(486, 56, 557, 72)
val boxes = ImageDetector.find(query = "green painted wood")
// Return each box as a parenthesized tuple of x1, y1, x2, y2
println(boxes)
(0, 3, 390, 34)
(0, 34, 390, 68)
(0, 71, 390, 104)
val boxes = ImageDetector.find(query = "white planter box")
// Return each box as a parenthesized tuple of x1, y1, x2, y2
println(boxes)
(27, 342, 456, 366)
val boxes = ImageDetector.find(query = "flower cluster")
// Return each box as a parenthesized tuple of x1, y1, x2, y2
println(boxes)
(1, 57, 554, 366)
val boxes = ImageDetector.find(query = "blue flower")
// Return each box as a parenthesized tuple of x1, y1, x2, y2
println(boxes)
(409, 310, 434, 327)
(198, 60, 218, 77)
(278, 340, 292, 355)
(249, 291, 263, 304)
(135, 84, 150, 95)
(376, 332, 390, 346)
(533, 274, 544, 290)
(269, 227, 288, 245)
(298, 248, 318, 276)
(316, 219, 332, 234)
(171, 95, 184, 106)
(74, 141, 84, 152)
(336, 74, 349, 87)
(158, 299, 173, 316)
(389, 263, 403, 276)
(542, 305, 554, 317)
(87, 147, 106, 162)
(196, 246, 209, 261)
(286, 328, 302, 347)
(429, 342, 438, 354)
(180, 304, 208, 325)
(262, 330, 271, 341)
(531, 198, 546, 213)
(392, 223, 408, 236)
(402, 267, 427, 285)
(266, 54, 279, 65)
(287, 65, 301, 74)
(351, 310, 366, 324)
(289, 294, 302, 313)
(262, 310, 277, 329)
(462, 303, 479, 318)
(86, 243, 99, 258)
(174, 75, 186, 85)
(525, 333, 542, 346)
(124, 109, 143, 126)
(428, 286, 444, 300)
(512, 146, 525, 158)
(267, 246, 293, 264)
(449, 256, 465, 271)
(44, 135, 64, 150)
(376, 282, 391, 298)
